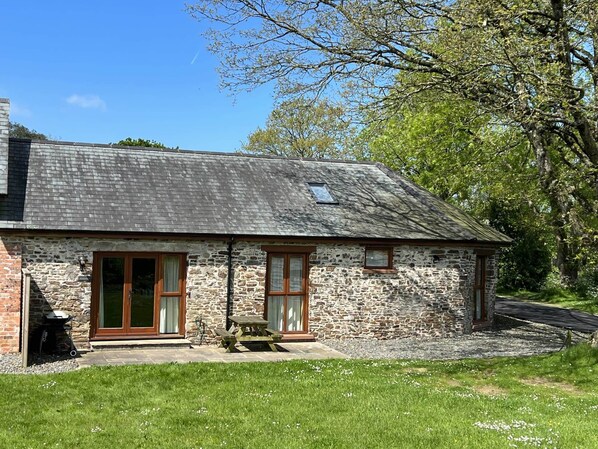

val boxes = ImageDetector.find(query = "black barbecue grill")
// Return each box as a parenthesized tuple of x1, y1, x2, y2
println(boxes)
(38, 311, 77, 357)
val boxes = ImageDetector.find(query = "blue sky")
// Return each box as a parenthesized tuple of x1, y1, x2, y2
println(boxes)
(0, 1, 275, 151)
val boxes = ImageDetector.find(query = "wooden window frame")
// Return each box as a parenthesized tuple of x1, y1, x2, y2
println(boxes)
(264, 252, 309, 334)
(364, 246, 393, 270)
(91, 252, 186, 339)
(473, 255, 487, 323)
(157, 253, 187, 336)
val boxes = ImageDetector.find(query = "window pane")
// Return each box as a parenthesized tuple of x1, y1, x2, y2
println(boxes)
(476, 257, 485, 285)
(269, 256, 284, 291)
(286, 297, 304, 331)
(163, 255, 180, 293)
(308, 183, 336, 203)
(267, 296, 284, 331)
(160, 296, 179, 334)
(289, 256, 304, 292)
(366, 249, 389, 267)
(475, 290, 482, 320)
(99, 257, 125, 328)
(130, 258, 156, 328)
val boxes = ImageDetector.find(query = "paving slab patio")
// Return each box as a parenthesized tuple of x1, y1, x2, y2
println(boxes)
(77, 342, 347, 368)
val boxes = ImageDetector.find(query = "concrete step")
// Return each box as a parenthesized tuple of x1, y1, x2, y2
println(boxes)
(90, 338, 192, 351)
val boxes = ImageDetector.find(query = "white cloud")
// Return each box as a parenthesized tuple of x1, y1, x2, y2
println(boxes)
(10, 102, 32, 118)
(66, 94, 106, 111)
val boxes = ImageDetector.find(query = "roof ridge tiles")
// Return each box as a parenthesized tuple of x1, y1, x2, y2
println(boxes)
(10, 137, 376, 166)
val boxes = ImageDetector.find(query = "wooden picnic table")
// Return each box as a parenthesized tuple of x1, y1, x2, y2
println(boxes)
(215, 315, 282, 352)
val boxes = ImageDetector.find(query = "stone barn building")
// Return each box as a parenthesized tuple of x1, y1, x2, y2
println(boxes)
(0, 98, 510, 353)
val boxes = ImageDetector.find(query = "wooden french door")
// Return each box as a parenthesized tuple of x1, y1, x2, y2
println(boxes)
(265, 253, 308, 333)
(92, 252, 185, 338)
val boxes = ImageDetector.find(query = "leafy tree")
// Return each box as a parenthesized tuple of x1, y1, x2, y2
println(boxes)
(362, 92, 553, 289)
(191, 0, 598, 283)
(361, 95, 536, 209)
(488, 200, 553, 292)
(115, 138, 166, 149)
(241, 98, 356, 159)
(9, 122, 47, 140)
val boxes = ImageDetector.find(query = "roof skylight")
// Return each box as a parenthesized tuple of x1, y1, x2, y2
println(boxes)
(307, 182, 338, 204)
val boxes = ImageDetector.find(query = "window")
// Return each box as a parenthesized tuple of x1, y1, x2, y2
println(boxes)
(159, 255, 184, 334)
(307, 182, 338, 204)
(265, 253, 308, 333)
(365, 247, 393, 269)
(473, 255, 487, 322)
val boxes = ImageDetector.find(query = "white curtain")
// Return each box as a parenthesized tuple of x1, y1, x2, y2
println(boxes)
(160, 297, 179, 333)
(270, 256, 284, 291)
(267, 296, 284, 331)
(286, 297, 303, 331)
(163, 256, 179, 292)
(289, 256, 303, 291)
(159, 256, 180, 334)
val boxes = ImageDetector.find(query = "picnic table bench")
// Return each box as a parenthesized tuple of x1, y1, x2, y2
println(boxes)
(215, 316, 282, 352)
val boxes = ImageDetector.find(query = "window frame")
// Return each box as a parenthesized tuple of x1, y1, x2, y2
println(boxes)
(364, 246, 394, 270)
(306, 182, 339, 204)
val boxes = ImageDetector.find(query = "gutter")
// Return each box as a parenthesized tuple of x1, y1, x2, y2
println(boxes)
(225, 237, 234, 330)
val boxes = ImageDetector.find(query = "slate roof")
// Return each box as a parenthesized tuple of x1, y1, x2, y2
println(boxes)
(0, 138, 510, 243)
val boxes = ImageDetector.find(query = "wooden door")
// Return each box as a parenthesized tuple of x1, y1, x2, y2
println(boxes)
(92, 254, 158, 337)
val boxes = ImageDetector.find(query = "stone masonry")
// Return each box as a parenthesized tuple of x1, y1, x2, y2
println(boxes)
(0, 235, 497, 352)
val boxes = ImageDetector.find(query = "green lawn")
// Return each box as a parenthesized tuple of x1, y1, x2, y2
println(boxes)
(500, 289, 598, 315)
(1, 345, 598, 448)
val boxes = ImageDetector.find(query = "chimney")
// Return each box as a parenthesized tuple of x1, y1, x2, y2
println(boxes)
(0, 98, 9, 195)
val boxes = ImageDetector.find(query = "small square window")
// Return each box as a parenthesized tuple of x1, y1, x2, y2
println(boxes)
(365, 247, 392, 269)
(307, 182, 338, 204)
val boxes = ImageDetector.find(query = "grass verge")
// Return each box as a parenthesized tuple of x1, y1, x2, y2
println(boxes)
(1, 345, 597, 448)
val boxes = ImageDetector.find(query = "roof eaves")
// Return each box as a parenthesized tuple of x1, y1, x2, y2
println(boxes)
(14, 137, 378, 167)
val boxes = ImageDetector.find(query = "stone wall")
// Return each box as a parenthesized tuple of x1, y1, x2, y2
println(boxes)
(0, 235, 497, 352)
(309, 244, 486, 339)
(7, 236, 232, 350)
(0, 238, 22, 353)
(227, 242, 496, 339)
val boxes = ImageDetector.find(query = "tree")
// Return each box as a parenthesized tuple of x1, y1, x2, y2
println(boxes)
(9, 122, 47, 140)
(488, 200, 552, 292)
(362, 91, 553, 289)
(361, 94, 536, 209)
(190, 0, 598, 283)
(115, 138, 166, 149)
(241, 98, 356, 158)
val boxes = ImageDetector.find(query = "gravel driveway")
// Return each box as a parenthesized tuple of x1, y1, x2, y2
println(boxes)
(323, 315, 589, 360)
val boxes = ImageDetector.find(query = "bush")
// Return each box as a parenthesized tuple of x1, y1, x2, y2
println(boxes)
(573, 267, 598, 302)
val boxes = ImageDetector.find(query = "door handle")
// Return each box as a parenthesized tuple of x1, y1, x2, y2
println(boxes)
(128, 289, 132, 301)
